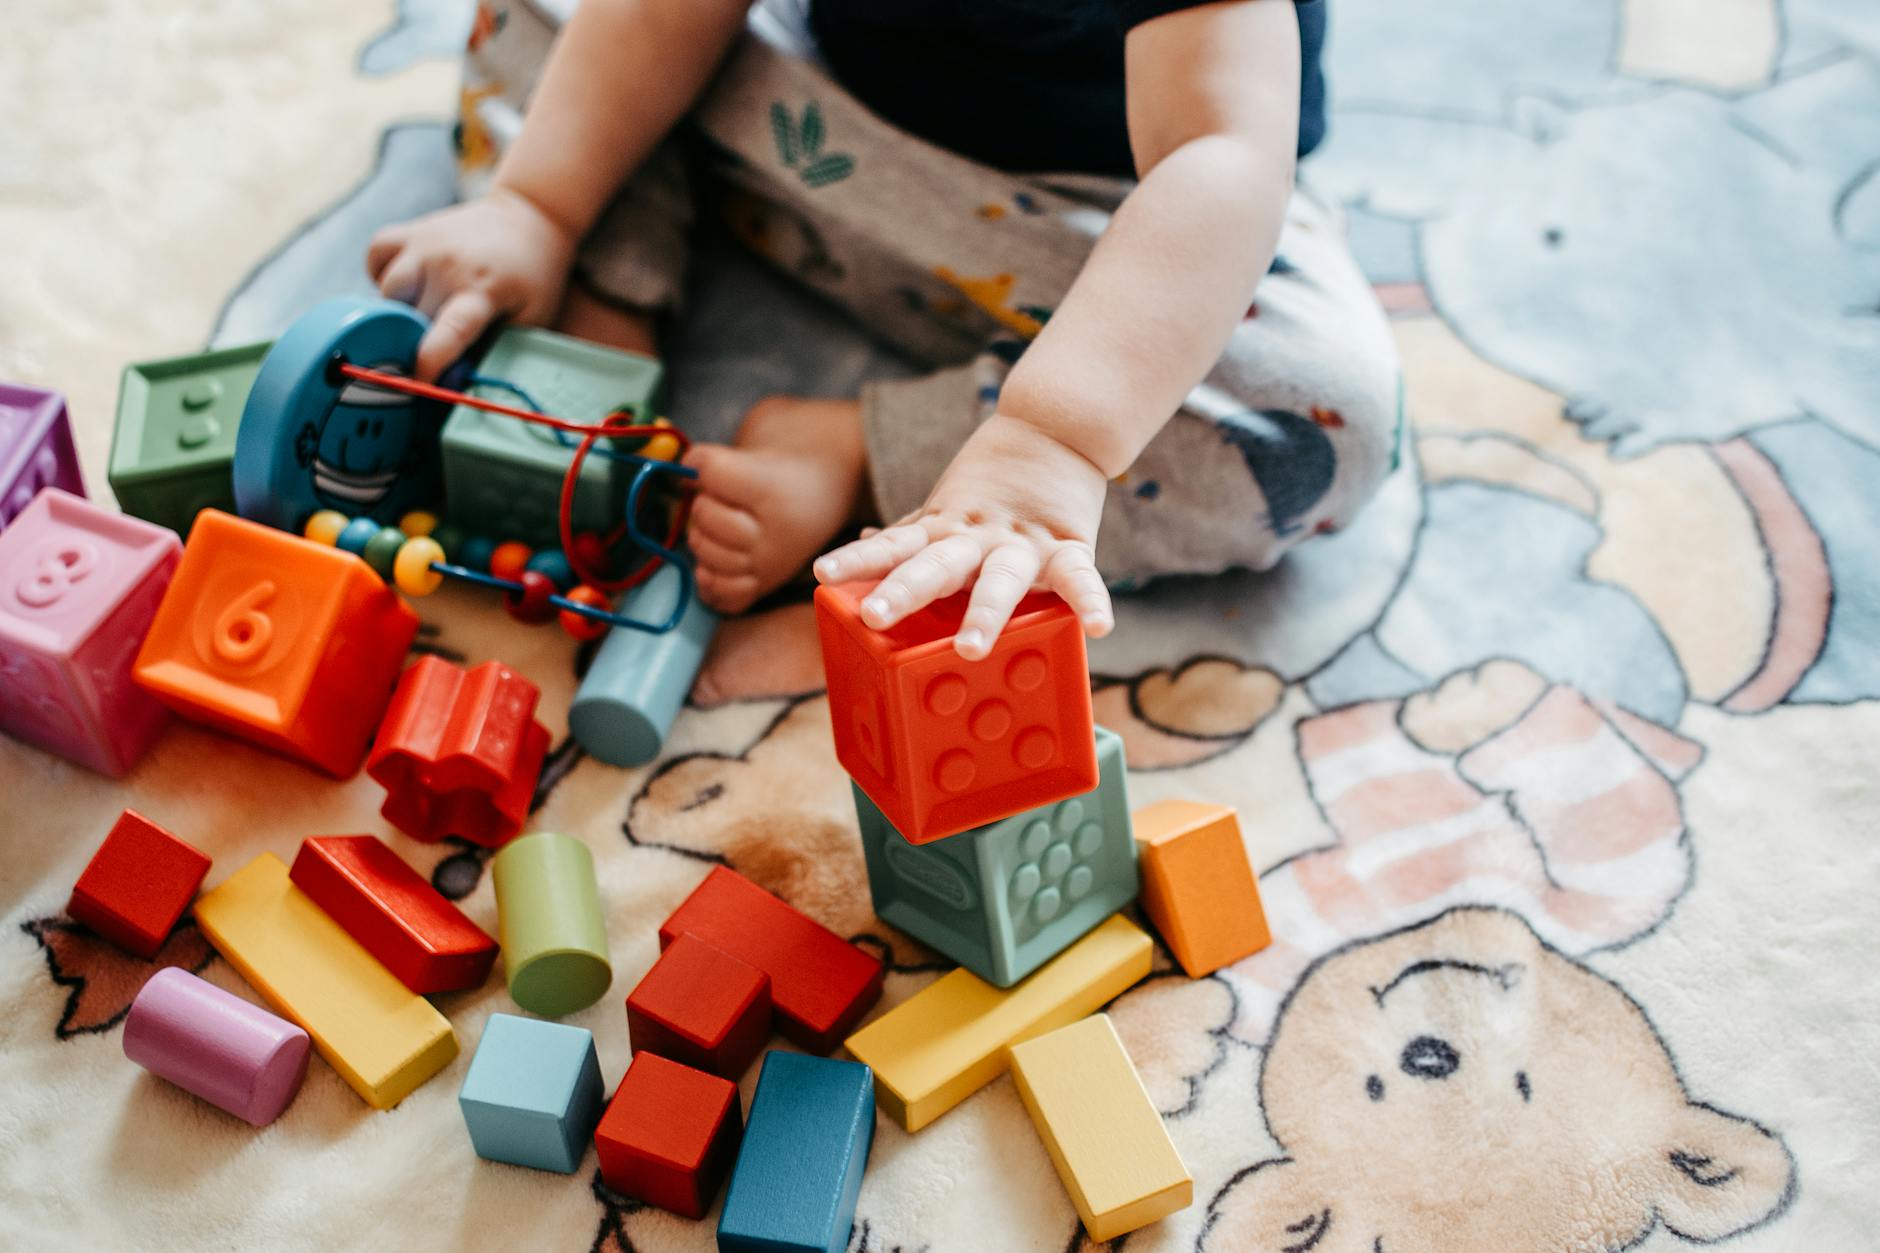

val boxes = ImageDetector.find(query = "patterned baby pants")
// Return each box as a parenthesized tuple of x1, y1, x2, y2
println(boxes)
(460, 0, 1402, 584)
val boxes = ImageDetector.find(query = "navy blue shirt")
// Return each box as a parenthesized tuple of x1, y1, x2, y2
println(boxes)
(809, 0, 1327, 177)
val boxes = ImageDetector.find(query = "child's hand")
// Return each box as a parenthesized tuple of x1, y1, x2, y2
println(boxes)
(813, 413, 1114, 660)
(366, 188, 576, 380)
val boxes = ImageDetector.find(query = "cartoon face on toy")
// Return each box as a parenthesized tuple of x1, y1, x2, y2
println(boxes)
(294, 365, 427, 512)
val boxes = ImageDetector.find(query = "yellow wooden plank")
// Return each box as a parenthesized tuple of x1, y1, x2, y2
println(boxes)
(193, 853, 458, 1109)
(843, 915, 1151, 1131)
(1009, 1014, 1192, 1241)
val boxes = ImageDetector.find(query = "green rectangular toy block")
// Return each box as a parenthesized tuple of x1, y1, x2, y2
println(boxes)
(109, 341, 270, 535)
(854, 725, 1139, 988)
(439, 327, 664, 549)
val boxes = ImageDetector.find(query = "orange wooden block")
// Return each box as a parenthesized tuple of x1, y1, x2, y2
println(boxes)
(132, 510, 418, 777)
(1131, 800, 1270, 977)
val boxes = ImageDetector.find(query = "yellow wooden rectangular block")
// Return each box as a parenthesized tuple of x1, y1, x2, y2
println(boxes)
(1009, 1014, 1192, 1241)
(1133, 799, 1271, 977)
(843, 914, 1151, 1132)
(193, 853, 458, 1109)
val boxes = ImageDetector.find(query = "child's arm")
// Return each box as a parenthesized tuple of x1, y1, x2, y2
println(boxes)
(814, 0, 1302, 658)
(367, 0, 751, 378)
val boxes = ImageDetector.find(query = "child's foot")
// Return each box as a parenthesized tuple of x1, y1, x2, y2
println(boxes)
(685, 396, 869, 614)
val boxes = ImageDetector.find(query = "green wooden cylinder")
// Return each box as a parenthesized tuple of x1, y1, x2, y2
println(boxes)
(491, 833, 612, 1017)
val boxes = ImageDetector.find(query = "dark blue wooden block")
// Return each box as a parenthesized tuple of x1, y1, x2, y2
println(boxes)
(717, 1051, 875, 1252)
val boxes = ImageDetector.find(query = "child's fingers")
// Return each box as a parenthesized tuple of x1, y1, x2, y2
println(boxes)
(365, 228, 407, 282)
(416, 289, 496, 381)
(861, 534, 983, 629)
(1045, 546, 1113, 637)
(814, 523, 931, 585)
(954, 542, 1043, 659)
(376, 250, 426, 308)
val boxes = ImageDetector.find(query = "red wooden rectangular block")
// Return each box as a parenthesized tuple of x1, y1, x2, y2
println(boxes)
(68, 810, 210, 959)
(626, 931, 771, 1079)
(658, 867, 883, 1055)
(594, 1051, 743, 1219)
(287, 834, 496, 995)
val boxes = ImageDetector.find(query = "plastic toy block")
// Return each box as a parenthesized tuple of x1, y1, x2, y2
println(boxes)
(67, 810, 210, 959)
(0, 381, 83, 531)
(594, 1051, 743, 1218)
(1132, 799, 1272, 977)
(568, 562, 718, 767)
(0, 489, 180, 776)
(815, 580, 1098, 843)
(132, 510, 419, 777)
(843, 914, 1152, 1132)
(856, 725, 1137, 987)
(659, 867, 883, 1055)
(289, 835, 497, 995)
(718, 1052, 874, 1253)
(626, 931, 771, 1079)
(366, 656, 549, 847)
(1008, 1014, 1192, 1241)
(491, 832, 612, 1017)
(123, 967, 310, 1126)
(459, 1013, 605, 1173)
(109, 342, 268, 535)
(192, 854, 458, 1109)
(439, 326, 665, 548)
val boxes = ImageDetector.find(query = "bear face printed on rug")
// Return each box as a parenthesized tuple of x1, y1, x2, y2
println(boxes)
(1200, 907, 1797, 1253)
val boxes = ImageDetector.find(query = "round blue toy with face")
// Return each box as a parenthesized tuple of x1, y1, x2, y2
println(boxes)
(233, 298, 446, 531)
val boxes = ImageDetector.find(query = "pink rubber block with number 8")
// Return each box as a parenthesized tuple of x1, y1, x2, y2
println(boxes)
(133, 510, 418, 778)
(0, 489, 180, 775)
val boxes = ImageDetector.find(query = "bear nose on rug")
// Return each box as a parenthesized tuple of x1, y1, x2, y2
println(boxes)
(1399, 1035, 1462, 1080)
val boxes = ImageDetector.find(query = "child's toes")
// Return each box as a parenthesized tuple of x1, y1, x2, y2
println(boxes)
(689, 529, 755, 577)
(690, 493, 761, 551)
(695, 567, 763, 615)
(687, 443, 774, 513)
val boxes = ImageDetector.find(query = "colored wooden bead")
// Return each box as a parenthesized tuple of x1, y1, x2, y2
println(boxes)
(1132, 799, 1271, 977)
(397, 509, 437, 538)
(658, 866, 882, 1055)
(568, 563, 718, 766)
(502, 569, 557, 623)
(459, 1014, 605, 1173)
(626, 932, 771, 1079)
(0, 489, 180, 776)
(123, 967, 311, 1127)
(192, 853, 458, 1109)
(718, 1052, 875, 1253)
(569, 530, 610, 575)
(336, 515, 379, 556)
(595, 1051, 743, 1218)
(1, 380, 84, 532)
(487, 540, 533, 583)
(303, 509, 350, 546)
(492, 833, 612, 1017)
(109, 342, 267, 535)
(67, 810, 211, 959)
(133, 511, 419, 778)
(460, 535, 496, 572)
(429, 523, 465, 560)
(361, 525, 407, 578)
(1008, 1014, 1192, 1241)
(640, 421, 681, 463)
(525, 548, 575, 591)
(289, 835, 497, 995)
(393, 535, 445, 596)
(843, 914, 1152, 1132)
(366, 656, 549, 847)
(558, 583, 611, 642)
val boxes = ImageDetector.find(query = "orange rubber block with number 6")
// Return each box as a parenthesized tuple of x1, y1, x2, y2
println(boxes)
(134, 510, 419, 777)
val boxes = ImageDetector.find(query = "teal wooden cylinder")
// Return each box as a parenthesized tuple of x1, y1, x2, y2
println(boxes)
(491, 833, 612, 1017)
(568, 562, 718, 767)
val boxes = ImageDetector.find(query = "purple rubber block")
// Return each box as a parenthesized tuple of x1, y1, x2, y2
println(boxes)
(0, 381, 84, 531)
(123, 967, 311, 1126)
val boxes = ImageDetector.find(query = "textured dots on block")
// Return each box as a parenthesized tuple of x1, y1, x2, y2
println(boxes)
(459, 1014, 605, 1174)
(843, 915, 1152, 1132)
(289, 835, 497, 995)
(1132, 799, 1271, 977)
(109, 343, 267, 535)
(132, 510, 419, 778)
(123, 967, 310, 1127)
(67, 810, 210, 959)
(594, 1051, 743, 1219)
(718, 1052, 875, 1253)
(0, 381, 83, 531)
(1008, 1014, 1192, 1241)
(855, 725, 1137, 987)
(366, 656, 549, 847)
(815, 581, 1097, 842)
(0, 489, 180, 776)
(491, 833, 612, 1017)
(658, 867, 882, 1055)
(626, 932, 771, 1079)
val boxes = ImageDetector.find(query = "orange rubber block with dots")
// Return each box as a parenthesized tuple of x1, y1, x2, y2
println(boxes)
(1132, 800, 1271, 977)
(133, 511, 418, 778)
(815, 581, 1098, 843)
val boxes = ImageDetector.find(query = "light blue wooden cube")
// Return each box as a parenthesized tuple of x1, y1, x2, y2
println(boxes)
(718, 1051, 874, 1253)
(458, 1013, 605, 1173)
(855, 725, 1137, 987)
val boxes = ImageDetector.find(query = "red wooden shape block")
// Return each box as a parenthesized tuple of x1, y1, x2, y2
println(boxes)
(595, 1052, 743, 1219)
(68, 810, 211, 959)
(626, 931, 771, 1079)
(658, 867, 882, 1055)
(814, 581, 1098, 842)
(287, 834, 497, 995)
(366, 656, 549, 848)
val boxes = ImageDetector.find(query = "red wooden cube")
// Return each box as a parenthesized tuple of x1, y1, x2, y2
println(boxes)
(68, 810, 211, 959)
(626, 931, 771, 1079)
(595, 1052, 743, 1219)
(814, 581, 1098, 842)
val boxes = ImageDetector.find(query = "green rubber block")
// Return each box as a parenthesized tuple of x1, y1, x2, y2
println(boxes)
(492, 832, 612, 1017)
(109, 341, 270, 535)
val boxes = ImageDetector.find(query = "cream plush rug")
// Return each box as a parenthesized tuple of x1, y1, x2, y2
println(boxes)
(4, 1, 1880, 1249)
